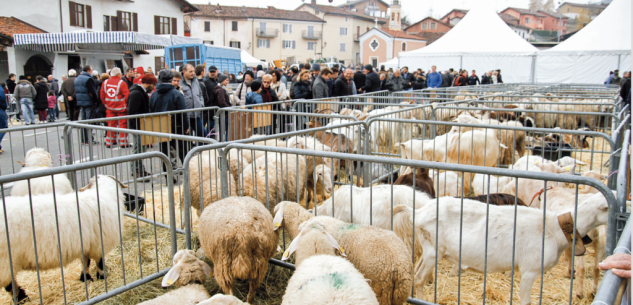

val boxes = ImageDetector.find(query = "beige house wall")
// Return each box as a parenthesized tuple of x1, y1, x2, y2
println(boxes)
(393, 39, 425, 58)
(362, 34, 388, 66)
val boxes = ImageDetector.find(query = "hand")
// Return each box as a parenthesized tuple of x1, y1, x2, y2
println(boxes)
(358, 89, 362, 92)
(599, 253, 631, 278)
(186, 129, 190, 134)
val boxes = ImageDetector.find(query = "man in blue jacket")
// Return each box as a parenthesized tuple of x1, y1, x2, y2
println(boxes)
(74, 65, 99, 145)
(426, 65, 442, 89)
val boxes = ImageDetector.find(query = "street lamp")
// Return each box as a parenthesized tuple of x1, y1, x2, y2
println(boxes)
(557, 1, 562, 42)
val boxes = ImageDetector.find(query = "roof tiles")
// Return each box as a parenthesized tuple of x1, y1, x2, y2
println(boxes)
(0, 17, 46, 39)
(193, 4, 325, 22)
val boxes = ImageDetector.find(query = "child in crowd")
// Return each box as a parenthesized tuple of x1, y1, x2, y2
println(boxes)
(245, 81, 263, 105)
(47, 90, 56, 122)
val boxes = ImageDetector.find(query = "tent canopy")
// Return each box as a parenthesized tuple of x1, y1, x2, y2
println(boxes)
(400, 7, 538, 56)
(241, 50, 266, 67)
(379, 57, 399, 70)
(543, 0, 630, 53)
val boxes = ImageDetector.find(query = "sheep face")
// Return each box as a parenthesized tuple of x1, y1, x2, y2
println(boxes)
(282, 220, 346, 266)
(314, 164, 333, 194)
(23, 147, 53, 168)
(162, 249, 213, 287)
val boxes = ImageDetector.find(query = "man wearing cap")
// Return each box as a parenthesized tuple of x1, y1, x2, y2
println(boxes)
(496, 69, 503, 84)
(213, 74, 232, 140)
(311, 63, 321, 86)
(360, 65, 380, 93)
(610, 70, 621, 85)
(150, 70, 190, 174)
(204, 65, 218, 107)
(128, 73, 157, 179)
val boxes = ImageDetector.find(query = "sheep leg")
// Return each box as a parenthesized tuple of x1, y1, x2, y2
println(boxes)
(449, 264, 461, 277)
(414, 241, 440, 298)
(96, 258, 106, 280)
(78, 257, 93, 282)
(592, 236, 605, 295)
(519, 271, 537, 305)
(574, 256, 585, 298)
(563, 248, 573, 278)
(246, 277, 257, 304)
(4, 281, 28, 304)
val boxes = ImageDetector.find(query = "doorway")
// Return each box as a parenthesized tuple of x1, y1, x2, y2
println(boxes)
(68, 55, 81, 72)
(23, 55, 51, 82)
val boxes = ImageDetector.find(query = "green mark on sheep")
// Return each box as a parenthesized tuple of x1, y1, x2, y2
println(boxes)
(297, 272, 347, 291)
(340, 224, 360, 231)
(329, 273, 345, 290)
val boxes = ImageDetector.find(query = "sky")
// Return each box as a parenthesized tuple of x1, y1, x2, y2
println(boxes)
(188, 0, 598, 23)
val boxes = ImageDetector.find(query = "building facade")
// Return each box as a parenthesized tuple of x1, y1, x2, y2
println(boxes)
(359, 28, 426, 68)
(296, 2, 387, 66)
(438, 9, 469, 25)
(404, 17, 453, 35)
(2, 0, 197, 80)
(187, 4, 325, 65)
(501, 8, 546, 30)
(538, 10, 569, 34)
(338, 0, 390, 19)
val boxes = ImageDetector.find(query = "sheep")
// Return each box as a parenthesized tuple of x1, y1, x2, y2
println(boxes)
(539, 187, 608, 297)
(240, 152, 307, 213)
(393, 167, 435, 198)
(305, 113, 356, 185)
(281, 219, 346, 267)
(198, 196, 278, 304)
(198, 294, 249, 305)
(393, 191, 612, 305)
(501, 162, 574, 208)
(472, 174, 512, 196)
(429, 170, 463, 197)
(138, 249, 213, 305)
(273, 203, 412, 305)
(10, 147, 74, 197)
(556, 156, 587, 169)
(0, 175, 127, 303)
(303, 164, 333, 209)
(398, 132, 459, 175)
(282, 255, 379, 305)
(446, 129, 503, 195)
(189, 150, 238, 216)
(466, 194, 527, 206)
(286, 135, 333, 206)
(325, 118, 365, 153)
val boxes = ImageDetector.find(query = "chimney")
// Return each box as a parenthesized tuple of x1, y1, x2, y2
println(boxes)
(311, 0, 317, 4)
(268, 6, 274, 10)
(241, 5, 246, 13)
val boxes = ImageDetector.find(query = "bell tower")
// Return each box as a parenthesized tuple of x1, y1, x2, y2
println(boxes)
(388, 0, 402, 31)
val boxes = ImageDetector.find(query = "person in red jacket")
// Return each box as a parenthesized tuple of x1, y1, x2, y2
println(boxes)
(101, 67, 130, 148)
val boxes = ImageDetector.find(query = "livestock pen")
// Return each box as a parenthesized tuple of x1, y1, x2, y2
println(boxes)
(0, 83, 629, 305)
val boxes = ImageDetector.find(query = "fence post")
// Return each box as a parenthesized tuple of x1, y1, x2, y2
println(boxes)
(63, 125, 77, 190)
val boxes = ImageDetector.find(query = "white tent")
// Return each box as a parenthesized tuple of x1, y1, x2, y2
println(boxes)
(379, 57, 399, 70)
(536, 0, 631, 83)
(399, 7, 538, 83)
(241, 50, 267, 67)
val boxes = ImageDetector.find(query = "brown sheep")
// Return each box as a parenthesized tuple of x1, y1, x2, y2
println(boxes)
(393, 167, 436, 198)
(198, 197, 278, 303)
(466, 193, 527, 206)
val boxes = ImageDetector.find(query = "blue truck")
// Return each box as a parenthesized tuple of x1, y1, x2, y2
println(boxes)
(164, 44, 242, 74)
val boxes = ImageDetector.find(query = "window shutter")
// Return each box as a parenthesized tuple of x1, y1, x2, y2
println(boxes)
(111, 16, 117, 31)
(292, 41, 295, 49)
(69, 2, 77, 26)
(289, 24, 292, 33)
(266, 39, 270, 48)
(205, 21, 210, 32)
(155, 57, 162, 72)
(154, 16, 160, 34)
(171, 17, 178, 35)
(86, 5, 92, 29)
(133, 13, 138, 32)
(117, 11, 124, 31)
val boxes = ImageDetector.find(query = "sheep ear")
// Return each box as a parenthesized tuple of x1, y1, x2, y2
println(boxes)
(162, 264, 182, 287)
(272, 203, 285, 231)
(282, 232, 302, 261)
(197, 259, 213, 278)
(324, 231, 346, 257)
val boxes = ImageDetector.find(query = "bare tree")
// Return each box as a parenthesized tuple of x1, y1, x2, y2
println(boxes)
(427, 7, 434, 19)
(529, 0, 544, 11)
(543, 0, 555, 11)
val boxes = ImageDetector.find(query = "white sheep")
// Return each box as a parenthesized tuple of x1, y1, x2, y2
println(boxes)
(472, 173, 511, 196)
(198, 294, 249, 304)
(502, 162, 574, 208)
(394, 191, 612, 305)
(398, 132, 458, 175)
(240, 152, 307, 213)
(273, 202, 413, 305)
(325, 118, 365, 153)
(429, 170, 464, 197)
(189, 150, 238, 216)
(138, 249, 213, 305)
(303, 164, 333, 208)
(280, 220, 378, 305)
(10, 147, 74, 197)
(0, 175, 127, 303)
(198, 196, 278, 304)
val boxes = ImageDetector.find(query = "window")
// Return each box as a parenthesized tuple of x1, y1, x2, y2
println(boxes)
(258, 39, 270, 48)
(154, 15, 175, 34)
(308, 42, 316, 50)
(121, 12, 132, 31)
(525, 17, 530, 23)
(369, 38, 379, 51)
(232, 21, 238, 31)
(203, 40, 214, 45)
(155, 56, 165, 72)
(421, 22, 428, 29)
(340, 43, 345, 52)
(69, 1, 92, 28)
(230, 41, 241, 49)
(392, 13, 395, 21)
(283, 40, 296, 49)
(430, 22, 436, 29)
(103, 16, 110, 31)
(204, 21, 210, 32)
(340, 27, 348, 35)
(401, 42, 406, 51)
(283, 24, 293, 33)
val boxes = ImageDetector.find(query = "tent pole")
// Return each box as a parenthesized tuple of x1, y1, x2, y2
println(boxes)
(617, 54, 621, 70)
(459, 56, 463, 70)
(531, 55, 536, 84)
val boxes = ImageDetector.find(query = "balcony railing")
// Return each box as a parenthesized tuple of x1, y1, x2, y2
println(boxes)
(255, 28, 279, 38)
(302, 30, 322, 40)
